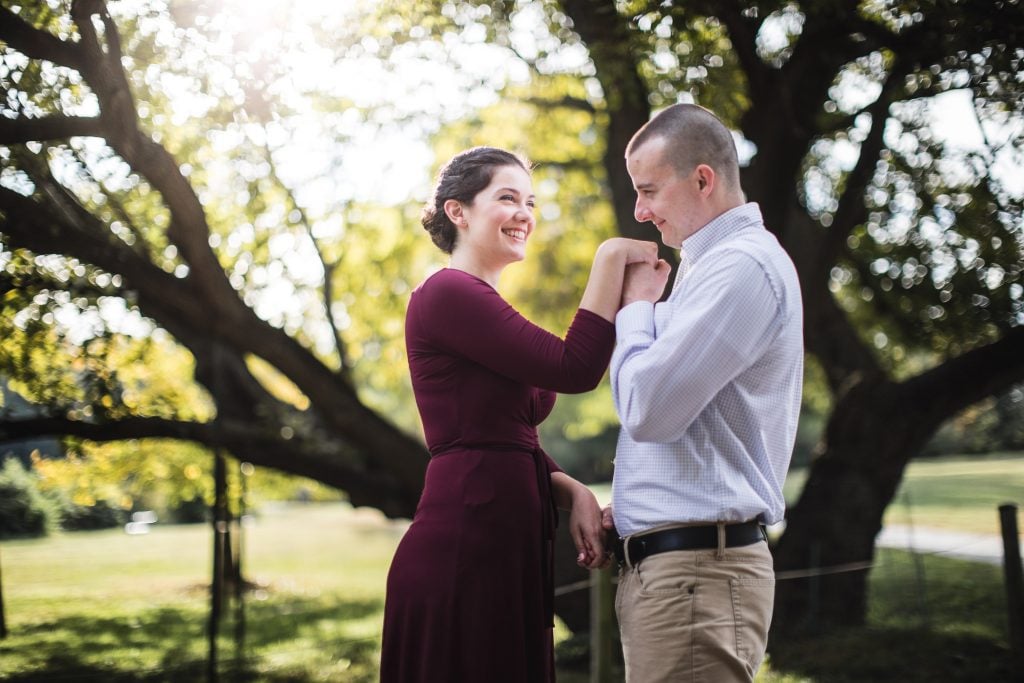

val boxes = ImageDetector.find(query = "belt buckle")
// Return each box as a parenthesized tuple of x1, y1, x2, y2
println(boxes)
(619, 536, 646, 568)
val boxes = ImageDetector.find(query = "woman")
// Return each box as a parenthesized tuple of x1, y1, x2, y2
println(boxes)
(380, 147, 659, 682)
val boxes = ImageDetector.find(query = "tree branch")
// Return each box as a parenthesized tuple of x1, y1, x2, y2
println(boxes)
(0, 415, 218, 444)
(0, 6, 86, 71)
(559, 0, 676, 267)
(903, 326, 1024, 431)
(818, 67, 904, 270)
(710, 0, 772, 106)
(0, 181, 430, 508)
(522, 95, 596, 113)
(63, 0, 241, 313)
(67, 145, 154, 259)
(0, 115, 105, 145)
(259, 137, 352, 381)
(0, 411, 416, 515)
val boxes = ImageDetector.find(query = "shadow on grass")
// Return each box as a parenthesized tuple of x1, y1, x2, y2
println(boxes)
(768, 626, 1014, 683)
(0, 594, 383, 683)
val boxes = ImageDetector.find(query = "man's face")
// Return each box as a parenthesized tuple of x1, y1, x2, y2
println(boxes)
(626, 137, 710, 248)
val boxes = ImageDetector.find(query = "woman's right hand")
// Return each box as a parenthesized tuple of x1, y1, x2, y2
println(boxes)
(598, 237, 660, 265)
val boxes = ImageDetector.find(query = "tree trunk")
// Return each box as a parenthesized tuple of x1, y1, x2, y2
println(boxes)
(773, 378, 940, 631)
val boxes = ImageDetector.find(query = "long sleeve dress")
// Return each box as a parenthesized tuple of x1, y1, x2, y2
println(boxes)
(380, 268, 615, 683)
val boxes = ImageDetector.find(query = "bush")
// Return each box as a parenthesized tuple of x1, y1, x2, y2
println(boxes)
(165, 496, 210, 524)
(59, 498, 129, 531)
(0, 457, 60, 539)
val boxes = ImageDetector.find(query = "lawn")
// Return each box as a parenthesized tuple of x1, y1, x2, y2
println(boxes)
(783, 452, 1024, 534)
(0, 453, 1020, 681)
(1, 503, 401, 682)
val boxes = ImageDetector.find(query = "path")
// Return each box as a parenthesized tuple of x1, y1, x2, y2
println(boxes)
(876, 524, 1019, 565)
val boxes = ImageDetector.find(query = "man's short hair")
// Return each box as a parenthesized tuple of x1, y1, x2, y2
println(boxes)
(627, 104, 741, 190)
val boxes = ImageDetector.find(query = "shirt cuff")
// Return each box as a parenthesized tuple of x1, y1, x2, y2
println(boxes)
(615, 301, 654, 337)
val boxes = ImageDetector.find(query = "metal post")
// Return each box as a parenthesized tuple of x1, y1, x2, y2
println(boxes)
(234, 462, 251, 663)
(590, 568, 614, 683)
(903, 489, 930, 628)
(0, 544, 7, 639)
(807, 542, 820, 632)
(999, 504, 1024, 674)
(208, 451, 228, 682)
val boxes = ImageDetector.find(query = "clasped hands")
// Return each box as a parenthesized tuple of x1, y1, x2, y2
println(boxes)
(570, 496, 618, 570)
(602, 237, 671, 307)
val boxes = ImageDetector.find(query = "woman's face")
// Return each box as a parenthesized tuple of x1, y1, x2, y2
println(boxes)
(453, 164, 535, 266)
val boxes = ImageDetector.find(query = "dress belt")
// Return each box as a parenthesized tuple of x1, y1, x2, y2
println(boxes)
(429, 442, 558, 627)
(614, 520, 766, 567)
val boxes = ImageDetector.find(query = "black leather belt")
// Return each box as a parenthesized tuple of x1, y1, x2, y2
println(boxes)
(614, 521, 766, 566)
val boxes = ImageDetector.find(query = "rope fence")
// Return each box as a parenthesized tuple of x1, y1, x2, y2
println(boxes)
(2, 504, 1019, 682)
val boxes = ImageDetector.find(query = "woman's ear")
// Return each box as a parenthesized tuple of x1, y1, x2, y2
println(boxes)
(443, 199, 466, 228)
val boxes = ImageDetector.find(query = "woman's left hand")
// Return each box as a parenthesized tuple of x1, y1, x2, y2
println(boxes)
(568, 485, 606, 569)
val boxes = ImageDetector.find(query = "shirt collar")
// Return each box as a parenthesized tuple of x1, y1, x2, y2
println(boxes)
(680, 202, 764, 265)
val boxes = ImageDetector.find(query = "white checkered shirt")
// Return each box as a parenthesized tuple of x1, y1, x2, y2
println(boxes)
(610, 203, 804, 536)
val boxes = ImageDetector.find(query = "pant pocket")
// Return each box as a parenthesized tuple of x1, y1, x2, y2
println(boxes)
(730, 577, 775, 675)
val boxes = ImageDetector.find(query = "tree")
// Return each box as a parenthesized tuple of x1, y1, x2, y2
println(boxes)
(0, 0, 428, 518)
(530, 0, 1024, 630)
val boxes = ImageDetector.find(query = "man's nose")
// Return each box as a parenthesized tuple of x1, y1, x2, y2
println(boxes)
(634, 199, 651, 223)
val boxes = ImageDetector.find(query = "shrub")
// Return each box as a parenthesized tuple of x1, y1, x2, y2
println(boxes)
(165, 496, 210, 524)
(0, 457, 60, 539)
(60, 498, 129, 531)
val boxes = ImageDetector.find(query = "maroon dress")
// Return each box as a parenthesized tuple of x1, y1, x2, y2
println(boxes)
(380, 269, 614, 683)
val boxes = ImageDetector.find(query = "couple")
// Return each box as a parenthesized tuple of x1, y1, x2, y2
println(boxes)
(381, 104, 803, 683)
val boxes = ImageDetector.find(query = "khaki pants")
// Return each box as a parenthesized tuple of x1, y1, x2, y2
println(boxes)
(615, 532, 775, 682)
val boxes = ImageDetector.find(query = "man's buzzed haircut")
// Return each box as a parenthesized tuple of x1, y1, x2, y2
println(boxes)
(627, 104, 741, 190)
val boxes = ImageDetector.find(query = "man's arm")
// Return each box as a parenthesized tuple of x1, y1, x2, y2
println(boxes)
(611, 250, 783, 443)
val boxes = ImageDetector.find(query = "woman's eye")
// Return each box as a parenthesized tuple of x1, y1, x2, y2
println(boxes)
(500, 194, 515, 201)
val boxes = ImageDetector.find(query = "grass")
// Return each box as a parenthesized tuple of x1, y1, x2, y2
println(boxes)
(1, 504, 402, 682)
(765, 547, 1013, 682)
(0, 453, 1021, 681)
(783, 451, 1024, 534)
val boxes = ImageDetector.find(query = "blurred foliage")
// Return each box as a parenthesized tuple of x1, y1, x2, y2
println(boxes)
(2, 0, 1022, 510)
(0, 457, 60, 539)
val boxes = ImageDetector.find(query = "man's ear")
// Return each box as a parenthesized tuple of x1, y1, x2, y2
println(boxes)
(695, 164, 716, 196)
(443, 199, 465, 227)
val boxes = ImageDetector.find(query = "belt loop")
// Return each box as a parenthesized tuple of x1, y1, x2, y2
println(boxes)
(715, 523, 726, 559)
(622, 533, 633, 569)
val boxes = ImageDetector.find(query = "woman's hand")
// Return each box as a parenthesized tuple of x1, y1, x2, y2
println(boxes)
(568, 484, 607, 569)
(579, 237, 660, 322)
(598, 237, 660, 266)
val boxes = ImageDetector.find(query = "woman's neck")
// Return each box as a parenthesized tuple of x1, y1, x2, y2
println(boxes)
(448, 251, 503, 289)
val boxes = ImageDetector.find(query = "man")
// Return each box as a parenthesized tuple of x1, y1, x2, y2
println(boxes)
(605, 103, 804, 682)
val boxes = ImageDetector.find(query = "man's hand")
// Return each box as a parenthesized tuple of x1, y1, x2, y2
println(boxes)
(595, 505, 617, 569)
(622, 259, 671, 306)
